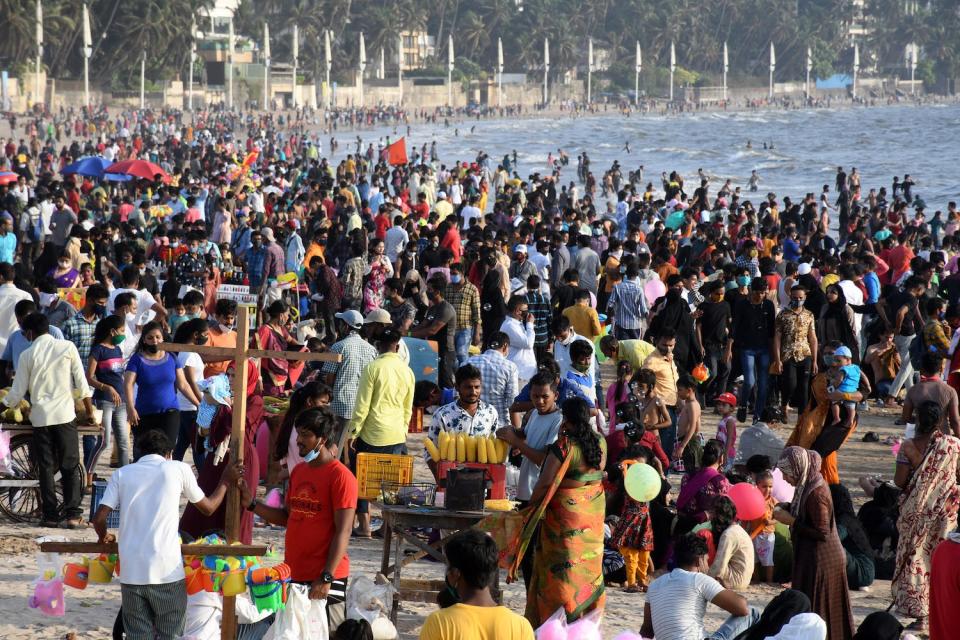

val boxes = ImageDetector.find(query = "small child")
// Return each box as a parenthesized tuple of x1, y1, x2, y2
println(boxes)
(748, 468, 778, 584)
(606, 360, 633, 430)
(714, 392, 739, 469)
(827, 345, 861, 428)
(674, 375, 703, 472)
(610, 446, 655, 593)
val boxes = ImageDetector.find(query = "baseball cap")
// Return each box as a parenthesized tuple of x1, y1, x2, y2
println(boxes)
(438, 191, 447, 199)
(714, 392, 738, 407)
(287, 219, 301, 230)
(364, 308, 392, 325)
(834, 346, 852, 358)
(797, 262, 812, 276)
(335, 310, 364, 329)
(513, 244, 528, 254)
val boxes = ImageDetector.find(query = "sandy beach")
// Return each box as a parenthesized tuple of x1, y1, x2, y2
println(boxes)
(0, 398, 908, 640)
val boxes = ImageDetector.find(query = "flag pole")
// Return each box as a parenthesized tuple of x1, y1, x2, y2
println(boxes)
(82, 3, 91, 109)
(586, 37, 593, 104)
(447, 35, 454, 106)
(262, 22, 270, 111)
(543, 37, 549, 106)
(291, 25, 299, 109)
(358, 32, 366, 108)
(635, 42, 641, 107)
(35, 0, 43, 110)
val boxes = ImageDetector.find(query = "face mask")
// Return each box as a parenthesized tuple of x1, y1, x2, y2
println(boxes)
(125, 311, 137, 323)
(139, 267, 147, 276)
(823, 354, 834, 366)
(189, 246, 199, 254)
(573, 362, 590, 374)
(560, 333, 575, 346)
(737, 275, 751, 287)
(111, 334, 126, 346)
(302, 441, 322, 463)
(39, 292, 57, 307)
(59, 261, 71, 269)
(789, 299, 803, 309)
(196, 335, 209, 345)
(450, 274, 462, 284)
(143, 343, 159, 354)
(93, 303, 107, 317)
(171, 241, 180, 248)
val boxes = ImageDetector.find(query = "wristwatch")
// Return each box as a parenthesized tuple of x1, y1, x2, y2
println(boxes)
(320, 571, 334, 584)
(246, 498, 257, 512)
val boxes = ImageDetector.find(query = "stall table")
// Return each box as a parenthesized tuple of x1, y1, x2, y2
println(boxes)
(378, 503, 499, 621)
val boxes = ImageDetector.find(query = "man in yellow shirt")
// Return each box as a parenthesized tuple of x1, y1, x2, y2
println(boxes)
(419, 530, 534, 640)
(347, 329, 414, 536)
(561, 290, 602, 340)
(434, 191, 454, 221)
(642, 330, 680, 454)
(599, 335, 656, 371)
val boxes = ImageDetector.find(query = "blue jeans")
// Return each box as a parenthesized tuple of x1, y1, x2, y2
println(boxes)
(454, 328, 473, 368)
(739, 348, 771, 419)
(82, 399, 131, 472)
(709, 606, 762, 640)
(174, 410, 204, 468)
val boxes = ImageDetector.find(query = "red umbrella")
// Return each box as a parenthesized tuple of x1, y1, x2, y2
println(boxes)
(0, 172, 19, 186)
(104, 159, 170, 183)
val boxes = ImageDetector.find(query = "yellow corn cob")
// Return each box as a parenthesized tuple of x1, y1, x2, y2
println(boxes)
(477, 436, 488, 463)
(438, 431, 450, 461)
(424, 438, 441, 462)
(485, 437, 499, 464)
(466, 435, 478, 462)
(456, 433, 467, 462)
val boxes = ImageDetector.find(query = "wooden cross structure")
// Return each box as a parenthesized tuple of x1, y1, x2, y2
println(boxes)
(44, 306, 342, 640)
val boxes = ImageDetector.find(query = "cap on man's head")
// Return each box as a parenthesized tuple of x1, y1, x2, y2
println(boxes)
(797, 262, 812, 276)
(364, 308, 392, 325)
(833, 346, 852, 359)
(261, 227, 275, 243)
(437, 191, 447, 199)
(513, 244, 528, 254)
(335, 310, 364, 329)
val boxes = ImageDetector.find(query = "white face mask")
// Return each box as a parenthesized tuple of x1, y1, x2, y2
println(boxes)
(560, 333, 575, 346)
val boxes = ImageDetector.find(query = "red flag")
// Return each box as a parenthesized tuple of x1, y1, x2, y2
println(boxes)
(387, 138, 408, 165)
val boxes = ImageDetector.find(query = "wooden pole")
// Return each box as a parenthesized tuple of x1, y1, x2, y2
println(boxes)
(40, 541, 268, 556)
(221, 305, 250, 640)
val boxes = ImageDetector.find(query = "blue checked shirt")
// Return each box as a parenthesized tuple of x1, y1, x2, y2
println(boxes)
(61, 311, 97, 365)
(321, 331, 378, 419)
(466, 349, 519, 428)
(525, 290, 552, 347)
(607, 279, 648, 330)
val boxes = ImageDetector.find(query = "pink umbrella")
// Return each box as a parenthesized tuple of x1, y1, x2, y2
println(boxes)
(104, 159, 170, 183)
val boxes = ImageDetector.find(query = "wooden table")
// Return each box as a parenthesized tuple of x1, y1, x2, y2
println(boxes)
(378, 504, 497, 621)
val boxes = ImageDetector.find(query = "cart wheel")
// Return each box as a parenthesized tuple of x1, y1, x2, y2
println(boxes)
(0, 433, 85, 523)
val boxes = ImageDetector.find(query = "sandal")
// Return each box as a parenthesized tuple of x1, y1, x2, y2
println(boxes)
(624, 584, 647, 593)
(60, 518, 89, 529)
(351, 529, 372, 539)
(904, 619, 927, 632)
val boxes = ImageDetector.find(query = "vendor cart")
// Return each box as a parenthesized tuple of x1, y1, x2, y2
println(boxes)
(0, 423, 100, 522)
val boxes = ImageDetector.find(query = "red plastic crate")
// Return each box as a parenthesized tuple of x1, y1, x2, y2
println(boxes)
(408, 407, 424, 433)
(436, 462, 506, 499)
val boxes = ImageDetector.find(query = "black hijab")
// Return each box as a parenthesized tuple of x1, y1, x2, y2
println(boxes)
(830, 483, 874, 557)
(853, 611, 903, 640)
(734, 589, 812, 640)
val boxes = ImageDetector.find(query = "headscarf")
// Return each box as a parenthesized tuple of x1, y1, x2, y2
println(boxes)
(829, 483, 873, 557)
(767, 613, 827, 640)
(734, 589, 812, 640)
(852, 611, 903, 640)
(777, 446, 825, 518)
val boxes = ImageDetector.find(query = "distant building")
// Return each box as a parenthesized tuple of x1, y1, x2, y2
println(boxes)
(397, 31, 436, 70)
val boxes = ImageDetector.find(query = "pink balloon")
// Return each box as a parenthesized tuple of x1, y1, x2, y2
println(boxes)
(727, 482, 766, 521)
(771, 468, 795, 503)
(644, 279, 667, 306)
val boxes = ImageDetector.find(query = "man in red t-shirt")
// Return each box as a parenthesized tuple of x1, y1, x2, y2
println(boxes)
(240, 407, 357, 633)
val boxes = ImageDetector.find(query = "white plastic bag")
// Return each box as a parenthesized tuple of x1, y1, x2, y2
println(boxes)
(264, 584, 328, 640)
(345, 576, 394, 625)
(181, 591, 221, 640)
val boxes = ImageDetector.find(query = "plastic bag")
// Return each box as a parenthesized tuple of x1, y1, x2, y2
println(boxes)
(0, 428, 12, 475)
(345, 577, 394, 625)
(181, 591, 221, 640)
(565, 609, 602, 640)
(535, 608, 567, 640)
(264, 583, 328, 640)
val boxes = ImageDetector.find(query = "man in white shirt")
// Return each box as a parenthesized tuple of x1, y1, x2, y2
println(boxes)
(552, 315, 597, 381)
(94, 430, 241, 639)
(460, 194, 483, 230)
(384, 214, 409, 264)
(0, 262, 32, 353)
(3, 312, 94, 527)
(642, 533, 759, 640)
(500, 295, 538, 388)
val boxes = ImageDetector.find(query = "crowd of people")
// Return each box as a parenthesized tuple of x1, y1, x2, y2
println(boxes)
(1, 104, 959, 640)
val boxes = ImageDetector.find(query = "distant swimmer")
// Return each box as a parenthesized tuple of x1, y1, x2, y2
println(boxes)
(746, 140, 752, 149)
(623, 142, 631, 153)
(470, 126, 476, 134)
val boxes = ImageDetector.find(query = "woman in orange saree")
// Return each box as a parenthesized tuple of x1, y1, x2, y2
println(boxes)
(788, 342, 868, 484)
(480, 397, 606, 627)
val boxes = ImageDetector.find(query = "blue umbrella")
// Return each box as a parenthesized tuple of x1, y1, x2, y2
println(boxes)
(62, 156, 112, 178)
(103, 173, 133, 182)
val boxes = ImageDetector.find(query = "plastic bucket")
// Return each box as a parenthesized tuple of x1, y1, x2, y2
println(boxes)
(221, 570, 246, 597)
(88, 559, 114, 584)
(249, 581, 284, 613)
(185, 567, 205, 595)
(62, 562, 88, 590)
(201, 569, 223, 593)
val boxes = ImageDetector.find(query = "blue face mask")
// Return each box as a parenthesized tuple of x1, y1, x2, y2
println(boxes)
(302, 442, 322, 463)
(823, 354, 834, 366)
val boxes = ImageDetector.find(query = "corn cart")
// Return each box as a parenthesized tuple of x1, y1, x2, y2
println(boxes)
(0, 423, 100, 523)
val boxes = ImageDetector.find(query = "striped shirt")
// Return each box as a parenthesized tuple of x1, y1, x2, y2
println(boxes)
(62, 311, 97, 365)
(525, 290, 552, 346)
(607, 279, 648, 330)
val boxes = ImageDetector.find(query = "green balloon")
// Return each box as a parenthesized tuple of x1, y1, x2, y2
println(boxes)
(624, 462, 660, 502)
